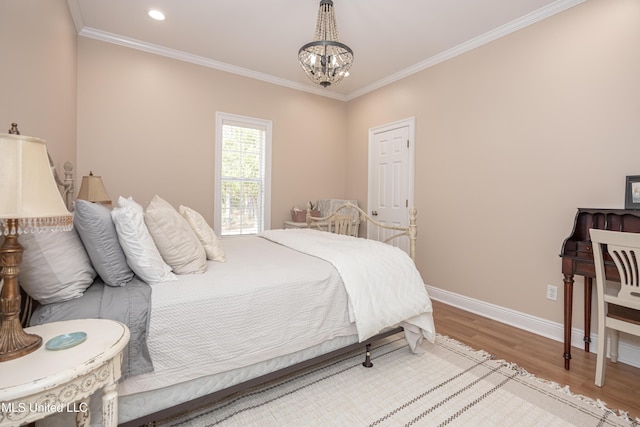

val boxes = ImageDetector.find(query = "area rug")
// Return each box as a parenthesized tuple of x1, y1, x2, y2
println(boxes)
(150, 335, 637, 427)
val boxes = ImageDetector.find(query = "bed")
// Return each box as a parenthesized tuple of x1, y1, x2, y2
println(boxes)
(19, 164, 435, 427)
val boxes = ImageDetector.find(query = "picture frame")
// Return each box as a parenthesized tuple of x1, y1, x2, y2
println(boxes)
(624, 175, 640, 210)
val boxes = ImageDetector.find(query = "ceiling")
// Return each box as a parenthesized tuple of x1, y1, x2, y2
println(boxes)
(66, 0, 583, 101)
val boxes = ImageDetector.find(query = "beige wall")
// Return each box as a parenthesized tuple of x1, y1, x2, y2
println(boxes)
(76, 38, 347, 227)
(5, 0, 640, 334)
(0, 0, 77, 172)
(346, 0, 640, 329)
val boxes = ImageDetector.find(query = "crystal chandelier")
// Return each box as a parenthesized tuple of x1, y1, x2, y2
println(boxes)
(298, 0, 353, 87)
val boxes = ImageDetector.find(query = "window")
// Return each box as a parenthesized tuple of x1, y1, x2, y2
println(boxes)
(214, 112, 271, 236)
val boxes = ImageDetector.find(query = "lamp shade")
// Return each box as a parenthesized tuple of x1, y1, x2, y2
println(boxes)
(0, 133, 72, 235)
(77, 172, 112, 206)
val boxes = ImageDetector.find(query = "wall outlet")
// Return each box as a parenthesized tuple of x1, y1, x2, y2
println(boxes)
(546, 284, 558, 301)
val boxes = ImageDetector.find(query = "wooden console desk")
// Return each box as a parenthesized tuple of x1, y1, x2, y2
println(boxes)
(559, 208, 640, 369)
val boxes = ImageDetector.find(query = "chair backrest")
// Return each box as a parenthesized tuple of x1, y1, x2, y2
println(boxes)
(327, 213, 358, 236)
(590, 229, 640, 311)
(308, 201, 361, 237)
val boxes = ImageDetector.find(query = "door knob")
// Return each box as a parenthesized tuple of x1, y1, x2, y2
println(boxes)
(371, 210, 378, 216)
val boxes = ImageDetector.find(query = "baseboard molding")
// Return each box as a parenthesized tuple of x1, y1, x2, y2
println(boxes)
(426, 285, 640, 369)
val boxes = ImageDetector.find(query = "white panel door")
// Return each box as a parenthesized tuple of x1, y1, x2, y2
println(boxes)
(368, 118, 415, 253)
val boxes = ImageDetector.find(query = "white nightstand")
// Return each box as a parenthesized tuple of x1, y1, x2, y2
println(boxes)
(283, 220, 309, 229)
(283, 220, 330, 229)
(0, 319, 130, 427)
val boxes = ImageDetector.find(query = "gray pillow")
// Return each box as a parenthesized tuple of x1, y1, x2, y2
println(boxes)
(74, 199, 134, 286)
(18, 227, 96, 304)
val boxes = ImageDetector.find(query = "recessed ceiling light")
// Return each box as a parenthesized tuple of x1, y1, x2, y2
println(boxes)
(148, 9, 165, 21)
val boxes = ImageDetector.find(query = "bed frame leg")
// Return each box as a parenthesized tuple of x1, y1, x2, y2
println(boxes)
(362, 344, 373, 368)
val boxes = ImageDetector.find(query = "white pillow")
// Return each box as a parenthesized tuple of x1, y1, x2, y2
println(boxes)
(18, 227, 96, 304)
(111, 196, 176, 284)
(145, 196, 207, 274)
(179, 205, 226, 262)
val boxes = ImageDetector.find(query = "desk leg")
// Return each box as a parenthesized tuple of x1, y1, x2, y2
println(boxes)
(75, 398, 90, 427)
(583, 277, 592, 352)
(563, 273, 574, 370)
(102, 382, 118, 427)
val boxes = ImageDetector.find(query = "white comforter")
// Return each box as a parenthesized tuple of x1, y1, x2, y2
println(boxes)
(258, 229, 436, 350)
(118, 236, 356, 396)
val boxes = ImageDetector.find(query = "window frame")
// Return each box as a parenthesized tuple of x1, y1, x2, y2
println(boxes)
(214, 112, 272, 236)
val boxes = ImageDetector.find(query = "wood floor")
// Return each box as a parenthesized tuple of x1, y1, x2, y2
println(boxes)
(431, 300, 640, 420)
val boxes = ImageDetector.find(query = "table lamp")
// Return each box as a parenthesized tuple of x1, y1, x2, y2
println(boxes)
(0, 131, 73, 362)
(77, 171, 112, 207)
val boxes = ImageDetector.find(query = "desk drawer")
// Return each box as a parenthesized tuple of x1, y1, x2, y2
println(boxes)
(576, 241, 593, 259)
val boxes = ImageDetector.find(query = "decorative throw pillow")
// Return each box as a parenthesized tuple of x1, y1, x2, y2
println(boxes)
(111, 196, 176, 284)
(18, 227, 97, 304)
(179, 205, 226, 262)
(74, 199, 134, 287)
(145, 196, 207, 274)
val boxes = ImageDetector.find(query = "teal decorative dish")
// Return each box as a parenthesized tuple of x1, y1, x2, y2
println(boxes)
(45, 332, 87, 351)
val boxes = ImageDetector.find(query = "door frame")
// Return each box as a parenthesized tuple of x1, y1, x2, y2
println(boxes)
(367, 117, 416, 239)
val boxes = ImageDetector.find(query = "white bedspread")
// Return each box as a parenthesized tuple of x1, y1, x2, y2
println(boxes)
(258, 229, 436, 349)
(118, 236, 356, 396)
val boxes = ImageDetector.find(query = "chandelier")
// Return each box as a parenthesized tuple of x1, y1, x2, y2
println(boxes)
(298, 0, 353, 87)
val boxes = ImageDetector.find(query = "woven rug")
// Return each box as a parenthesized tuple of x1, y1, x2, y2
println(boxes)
(150, 335, 637, 427)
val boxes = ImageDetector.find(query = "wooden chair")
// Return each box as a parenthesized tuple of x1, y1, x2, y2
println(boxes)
(327, 213, 359, 236)
(590, 229, 640, 387)
(307, 202, 360, 237)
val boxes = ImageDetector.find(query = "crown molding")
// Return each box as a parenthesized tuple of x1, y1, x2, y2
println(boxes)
(71, 0, 584, 103)
(345, 0, 586, 101)
(66, 0, 84, 33)
(78, 27, 348, 102)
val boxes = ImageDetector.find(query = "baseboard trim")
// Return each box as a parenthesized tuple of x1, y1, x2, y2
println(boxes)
(426, 285, 640, 369)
